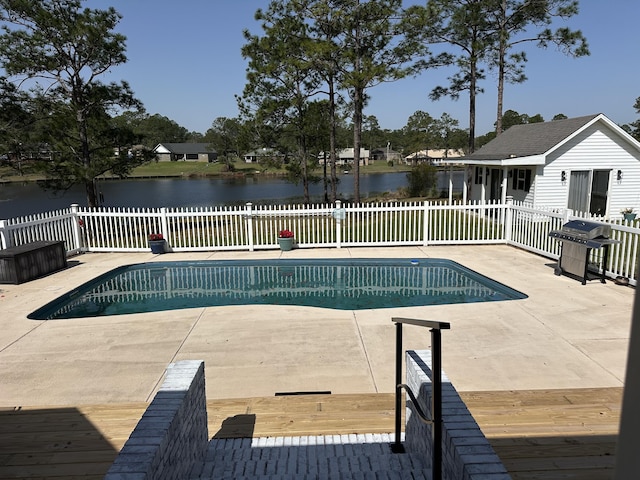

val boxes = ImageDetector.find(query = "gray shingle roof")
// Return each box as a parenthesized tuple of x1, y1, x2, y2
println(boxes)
(159, 143, 215, 154)
(469, 114, 601, 160)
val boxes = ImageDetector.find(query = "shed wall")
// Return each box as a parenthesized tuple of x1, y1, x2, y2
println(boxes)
(536, 123, 640, 216)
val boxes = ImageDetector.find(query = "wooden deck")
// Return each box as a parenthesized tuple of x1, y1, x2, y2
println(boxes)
(0, 387, 622, 479)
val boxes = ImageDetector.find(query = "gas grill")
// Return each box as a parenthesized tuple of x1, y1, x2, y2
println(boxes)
(549, 220, 619, 284)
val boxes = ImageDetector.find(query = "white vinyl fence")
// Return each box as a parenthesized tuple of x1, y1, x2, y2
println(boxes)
(1, 198, 638, 285)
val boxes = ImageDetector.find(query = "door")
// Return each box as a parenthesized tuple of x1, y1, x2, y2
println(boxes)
(567, 170, 610, 216)
(490, 168, 501, 202)
(589, 170, 610, 216)
(567, 171, 589, 214)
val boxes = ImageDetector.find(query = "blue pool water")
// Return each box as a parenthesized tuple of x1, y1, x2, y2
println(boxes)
(28, 259, 527, 320)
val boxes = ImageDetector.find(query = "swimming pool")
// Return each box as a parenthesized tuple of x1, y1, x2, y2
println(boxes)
(28, 258, 527, 320)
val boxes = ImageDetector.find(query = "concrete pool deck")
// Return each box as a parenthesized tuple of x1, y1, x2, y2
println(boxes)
(0, 245, 635, 407)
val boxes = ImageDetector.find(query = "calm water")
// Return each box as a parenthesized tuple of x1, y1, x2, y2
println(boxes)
(28, 258, 526, 319)
(0, 171, 464, 219)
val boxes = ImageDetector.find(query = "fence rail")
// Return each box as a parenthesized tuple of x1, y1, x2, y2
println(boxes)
(1, 199, 638, 286)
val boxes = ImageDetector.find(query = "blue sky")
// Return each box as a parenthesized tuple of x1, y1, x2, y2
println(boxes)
(93, 1, 639, 137)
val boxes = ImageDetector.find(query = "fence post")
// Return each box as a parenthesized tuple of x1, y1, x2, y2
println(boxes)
(70, 204, 82, 253)
(245, 203, 255, 251)
(564, 208, 573, 223)
(160, 207, 170, 249)
(505, 196, 513, 244)
(0, 219, 7, 249)
(335, 200, 342, 249)
(423, 201, 430, 246)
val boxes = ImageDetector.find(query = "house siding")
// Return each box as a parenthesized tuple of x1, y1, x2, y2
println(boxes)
(535, 124, 640, 216)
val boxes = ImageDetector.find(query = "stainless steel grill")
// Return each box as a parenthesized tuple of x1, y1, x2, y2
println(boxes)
(549, 220, 619, 284)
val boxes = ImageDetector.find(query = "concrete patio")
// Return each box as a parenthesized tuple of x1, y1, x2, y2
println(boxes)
(0, 245, 635, 407)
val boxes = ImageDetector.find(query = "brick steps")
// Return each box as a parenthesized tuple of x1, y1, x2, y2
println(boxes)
(189, 433, 433, 480)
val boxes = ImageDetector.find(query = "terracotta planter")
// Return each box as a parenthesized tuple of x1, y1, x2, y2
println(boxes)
(278, 237, 294, 251)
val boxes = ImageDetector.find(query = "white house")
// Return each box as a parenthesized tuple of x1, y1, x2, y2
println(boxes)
(153, 143, 217, 162)
(441, 114, 640, 218)
(404, 148, 465, 166)
(318, 148, 370, 166)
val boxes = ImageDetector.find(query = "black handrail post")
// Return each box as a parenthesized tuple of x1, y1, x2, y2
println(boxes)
(431, 327, 443, 480)
(392, 321, 405, 453)
(391, 317, 450, 475)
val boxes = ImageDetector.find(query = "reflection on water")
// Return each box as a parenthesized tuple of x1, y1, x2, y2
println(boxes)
(0, 171, 464, 218)
(29, 258, 526, 319)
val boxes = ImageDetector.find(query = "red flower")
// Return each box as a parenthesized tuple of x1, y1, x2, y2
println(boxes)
(149, 233, 164, 241)
(278, 229, 294, 238)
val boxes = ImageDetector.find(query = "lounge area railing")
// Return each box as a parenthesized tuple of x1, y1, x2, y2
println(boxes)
(1, 198, 638, 285)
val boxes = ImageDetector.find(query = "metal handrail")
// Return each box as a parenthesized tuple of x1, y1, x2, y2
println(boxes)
(391, 317, 450, 480)
(396, 383, 432, 425)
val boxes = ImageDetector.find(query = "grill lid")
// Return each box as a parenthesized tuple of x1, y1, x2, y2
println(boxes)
(559, 220, 611, 240)
(548, 219, 617, 248)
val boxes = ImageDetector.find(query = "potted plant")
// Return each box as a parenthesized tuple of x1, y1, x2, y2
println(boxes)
(277, 229, 294, 251)
(148, 233, 166, 254)
(621, 208, 636, 222)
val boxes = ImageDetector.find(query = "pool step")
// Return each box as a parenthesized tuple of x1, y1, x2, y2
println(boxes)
(189, 433, 432, 479)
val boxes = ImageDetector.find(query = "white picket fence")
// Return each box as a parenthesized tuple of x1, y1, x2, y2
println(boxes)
(1, 198, 638, 285)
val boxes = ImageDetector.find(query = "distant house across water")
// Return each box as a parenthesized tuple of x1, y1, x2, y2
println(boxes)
(243, 148, 284, 164)
(153, 143, 217, 162)
(370, 147, 402, 164)
(404, 149, 465, 166)
(317, 148, 371, 166)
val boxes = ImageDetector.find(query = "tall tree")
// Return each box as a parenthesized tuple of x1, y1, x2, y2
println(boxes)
(0, 78, 39, 176)
(432, 112, 465, 154)
(499, 109, 544, 130)
(333, 0, 423, 202)
(415, 0, 496, 153)
(297, 0, 345, 202)
(240, 1, 323, 203)
(205, 116, 243, 171)
(0, 0, 148, 206)
(489, 0, 589, 134)
(403, 110, 437, 157)
(112, 112, 191, 148)
(626, 97, 640, 142)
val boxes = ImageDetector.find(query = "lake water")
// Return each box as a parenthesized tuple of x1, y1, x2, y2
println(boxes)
(0, 170, 464, 219)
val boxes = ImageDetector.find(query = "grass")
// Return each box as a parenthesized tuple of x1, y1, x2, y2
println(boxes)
(0, 159, 412, 183)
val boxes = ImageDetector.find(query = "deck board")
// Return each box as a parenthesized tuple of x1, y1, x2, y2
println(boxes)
(460, 388, 622, 480)
(0, 388, 622, 479)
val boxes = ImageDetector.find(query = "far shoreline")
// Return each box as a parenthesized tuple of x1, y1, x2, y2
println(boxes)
(0, 160, 419, 184)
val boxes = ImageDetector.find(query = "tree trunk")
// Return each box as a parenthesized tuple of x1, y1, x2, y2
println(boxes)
(468, 55, 477, 154)
(301, 141, 310, 204)
(496, 0, 507, 135)
(77, 105, 97, 207)
(352, 85, 363, 203)
(352, 10, 362, 204)
(329, 77, 338, 203)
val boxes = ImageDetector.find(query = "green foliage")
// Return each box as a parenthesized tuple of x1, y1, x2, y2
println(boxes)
(239, 0, 426, 203)
(0, 0, 149, 206)
(406, 163, 437, 198)
(626, 97, 640, 142)
(409, 0, 588, 144)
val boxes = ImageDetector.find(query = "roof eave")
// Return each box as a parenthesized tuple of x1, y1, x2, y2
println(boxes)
(444, 154, 546, 166)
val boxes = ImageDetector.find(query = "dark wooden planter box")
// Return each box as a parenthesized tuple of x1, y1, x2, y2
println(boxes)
(0, 241, 67, 284)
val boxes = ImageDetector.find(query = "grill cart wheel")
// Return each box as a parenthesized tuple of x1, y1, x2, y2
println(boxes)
(554, 266, 563, 276)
